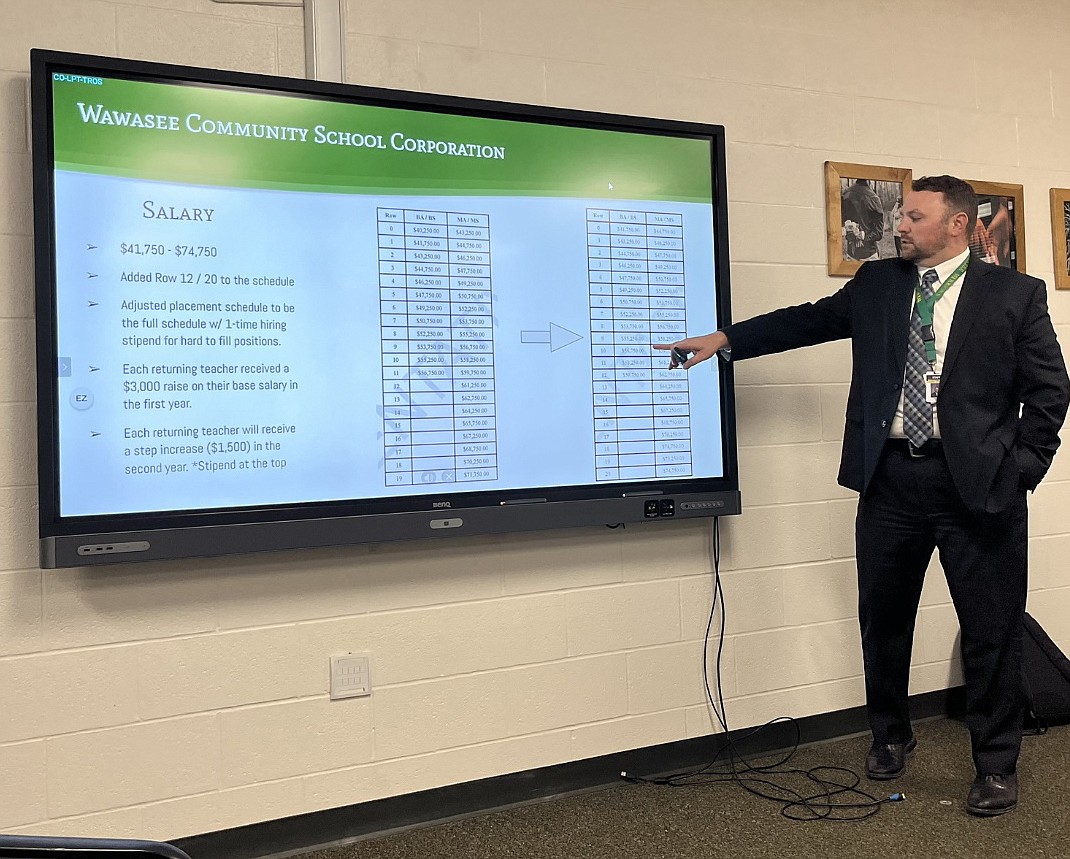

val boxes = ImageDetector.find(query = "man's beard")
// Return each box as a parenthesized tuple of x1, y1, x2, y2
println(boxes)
(900, 237, 945, 263)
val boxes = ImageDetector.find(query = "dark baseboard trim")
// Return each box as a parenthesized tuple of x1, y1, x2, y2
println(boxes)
(174, 686, 965, 859)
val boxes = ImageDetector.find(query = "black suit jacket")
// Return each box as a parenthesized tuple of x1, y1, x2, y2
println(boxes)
(724, 256, 1070, 517)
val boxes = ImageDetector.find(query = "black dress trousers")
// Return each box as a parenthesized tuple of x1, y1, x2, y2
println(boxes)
(855, 442, 1028, 776)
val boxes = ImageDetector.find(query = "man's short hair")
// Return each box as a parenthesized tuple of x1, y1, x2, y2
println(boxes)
(912, 175, 978, 235)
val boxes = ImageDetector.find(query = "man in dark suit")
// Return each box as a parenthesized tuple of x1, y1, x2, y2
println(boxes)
(661, 176, 1069, 816)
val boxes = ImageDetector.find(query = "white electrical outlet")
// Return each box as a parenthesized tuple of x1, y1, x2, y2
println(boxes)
(329, 653, 372, 700)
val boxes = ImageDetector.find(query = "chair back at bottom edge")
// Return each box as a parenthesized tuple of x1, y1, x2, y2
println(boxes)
(0, 834, 191, 859)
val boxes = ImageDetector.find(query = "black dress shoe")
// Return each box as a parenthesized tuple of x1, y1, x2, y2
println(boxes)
(865, 735, 917, 780)
(967, 773, 1018, 816)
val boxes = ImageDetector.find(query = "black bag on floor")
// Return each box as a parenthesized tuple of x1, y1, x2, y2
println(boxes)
(1022, 611, 1070, 733)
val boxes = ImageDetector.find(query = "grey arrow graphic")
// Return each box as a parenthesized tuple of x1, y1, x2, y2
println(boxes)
(521, 322, 584, 352)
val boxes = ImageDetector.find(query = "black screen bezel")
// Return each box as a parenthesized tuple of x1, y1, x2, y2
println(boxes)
(31, 49, 740, 566)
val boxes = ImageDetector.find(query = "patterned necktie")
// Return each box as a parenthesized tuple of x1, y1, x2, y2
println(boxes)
(902, 269, 939, 447)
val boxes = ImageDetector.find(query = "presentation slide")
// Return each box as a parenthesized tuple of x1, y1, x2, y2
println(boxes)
(48, 73, 725, 517)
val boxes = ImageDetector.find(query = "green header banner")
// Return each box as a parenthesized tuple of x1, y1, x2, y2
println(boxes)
(49, 73, 713, 202)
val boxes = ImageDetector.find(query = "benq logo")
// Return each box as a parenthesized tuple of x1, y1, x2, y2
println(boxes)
(432, 501, 452, 509)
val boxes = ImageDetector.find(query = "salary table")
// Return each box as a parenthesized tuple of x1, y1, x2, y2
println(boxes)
(378, 207, 497, 487)
(587, 207, 693, 482)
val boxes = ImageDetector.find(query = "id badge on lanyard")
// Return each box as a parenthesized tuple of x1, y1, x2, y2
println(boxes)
(914, 258, 969, 405)
(923, 371, 940, 404)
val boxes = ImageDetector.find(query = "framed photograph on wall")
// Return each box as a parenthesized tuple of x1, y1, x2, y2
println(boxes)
(824, 162, 912, 277)
(1049, 188, 1070, 290)
(965, 180, 1026, 272)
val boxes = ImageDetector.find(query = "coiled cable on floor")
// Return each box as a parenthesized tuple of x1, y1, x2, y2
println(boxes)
(621, 518, 900, 821)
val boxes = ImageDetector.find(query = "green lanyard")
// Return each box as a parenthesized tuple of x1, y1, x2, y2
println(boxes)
(915, 256, 969, 364)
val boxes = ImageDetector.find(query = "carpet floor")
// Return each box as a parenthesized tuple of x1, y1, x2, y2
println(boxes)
(294, 718, 1070, 859)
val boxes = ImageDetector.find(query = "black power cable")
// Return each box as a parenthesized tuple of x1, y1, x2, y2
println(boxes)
(621, 518, 905, 821)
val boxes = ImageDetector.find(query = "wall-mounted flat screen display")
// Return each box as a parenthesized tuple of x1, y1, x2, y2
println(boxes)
(31, 49, 740, 567)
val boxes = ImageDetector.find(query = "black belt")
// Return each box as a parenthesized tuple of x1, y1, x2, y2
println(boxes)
(885, 437, 943, 458)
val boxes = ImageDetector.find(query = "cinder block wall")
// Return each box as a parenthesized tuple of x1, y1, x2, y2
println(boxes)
(1, 0, 1067, 840)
